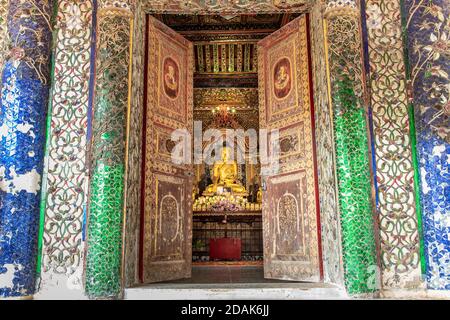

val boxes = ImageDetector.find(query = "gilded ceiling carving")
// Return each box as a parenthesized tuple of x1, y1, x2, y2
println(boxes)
(155, 14, 286, 31)
(142, 0, 312, 14)
(193, 88, 259, 131)
(194, 42, 258, 75)
(193, 41, 258, 87)
(194, 88, 258, 110)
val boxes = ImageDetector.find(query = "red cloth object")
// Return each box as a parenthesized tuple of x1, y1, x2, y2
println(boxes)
(209, 238, 241, 260)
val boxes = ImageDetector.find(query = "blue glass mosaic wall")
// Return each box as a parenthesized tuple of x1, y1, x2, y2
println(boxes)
(0, 0, 52, 297)
(404, 0, 449, 290)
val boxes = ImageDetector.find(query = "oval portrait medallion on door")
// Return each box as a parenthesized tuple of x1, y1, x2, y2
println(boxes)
(163, 56, 180, 99)
(273, 57, 292, 100)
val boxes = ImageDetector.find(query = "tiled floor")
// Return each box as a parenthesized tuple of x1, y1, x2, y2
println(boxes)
(126, 266, 347, 299)
(165, 265, 293, 284)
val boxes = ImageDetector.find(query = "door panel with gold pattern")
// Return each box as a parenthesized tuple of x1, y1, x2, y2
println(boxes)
(258, 15, 321, 281)
(141, 16, 193, 283)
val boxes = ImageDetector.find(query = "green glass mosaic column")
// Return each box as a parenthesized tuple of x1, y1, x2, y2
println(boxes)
(85, 6, 133, 299)
(324, 1, 378, 295)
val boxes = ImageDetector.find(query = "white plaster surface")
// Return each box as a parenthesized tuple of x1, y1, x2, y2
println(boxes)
(0, 264, 23, 289)
(0, 167, 41, 195)
(420, 167, 430, 194)
(432, 144, 445, 157)
(16, 122, 36, 140)
(0, 123, 8, 139)
(380, 289, 450, 300)
(34, 272, 88, 300)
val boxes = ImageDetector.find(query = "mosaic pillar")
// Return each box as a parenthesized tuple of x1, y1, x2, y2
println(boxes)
(36, 0, 94, 298)
(404, 0, 449, 290)
(323, 0, 379, 294)
(365, 0, 423, 289)
(0, 0, 53, 297)
(84, 1, 133, 299)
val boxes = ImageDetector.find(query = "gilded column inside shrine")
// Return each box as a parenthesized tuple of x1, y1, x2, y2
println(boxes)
(84, 0, 134, 299)
(323, 0, 379, 294)
(0, 0, 53, 297)
(403, 0, 449, 290)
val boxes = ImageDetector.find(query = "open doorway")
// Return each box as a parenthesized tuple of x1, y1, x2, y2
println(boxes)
(138, 12, 322, 287)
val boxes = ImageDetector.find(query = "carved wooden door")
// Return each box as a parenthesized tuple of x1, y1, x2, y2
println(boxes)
(258, 15, 321, 282)
(141, 16, 194, 283)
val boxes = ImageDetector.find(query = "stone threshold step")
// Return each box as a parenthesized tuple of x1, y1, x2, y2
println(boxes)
(125, 284, 348, 300)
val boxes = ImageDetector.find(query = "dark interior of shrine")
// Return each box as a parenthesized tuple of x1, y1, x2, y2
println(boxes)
(149, 13, 300, 284)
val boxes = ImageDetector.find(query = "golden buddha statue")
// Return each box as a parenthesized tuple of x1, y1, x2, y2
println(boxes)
(203, 147, 248, 196)
(257, 187, 262, 203)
